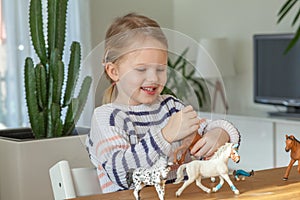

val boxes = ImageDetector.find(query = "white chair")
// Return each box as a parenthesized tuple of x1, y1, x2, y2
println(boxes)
(49, 160, 102, 200)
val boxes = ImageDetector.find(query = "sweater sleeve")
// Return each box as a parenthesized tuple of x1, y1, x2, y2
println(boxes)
(86, 108, 172, 190)
(200, 119, 241, 146)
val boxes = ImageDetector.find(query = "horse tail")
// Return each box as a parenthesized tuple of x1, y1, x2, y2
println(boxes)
(174, 164, 187, 184)
(126, 168, 135, 188)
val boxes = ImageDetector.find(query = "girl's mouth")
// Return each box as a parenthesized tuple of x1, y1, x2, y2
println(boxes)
(141, 86, 157, 95)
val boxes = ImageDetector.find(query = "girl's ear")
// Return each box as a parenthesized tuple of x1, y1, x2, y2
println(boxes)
(105, 62, 119, 82)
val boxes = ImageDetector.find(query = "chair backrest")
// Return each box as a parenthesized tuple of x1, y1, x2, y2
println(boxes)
(49, 160, 102, 200)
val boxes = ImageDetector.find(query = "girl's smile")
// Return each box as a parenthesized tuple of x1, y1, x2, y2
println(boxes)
(141, 85, 158, 95)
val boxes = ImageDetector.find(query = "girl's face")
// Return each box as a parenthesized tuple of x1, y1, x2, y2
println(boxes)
(111, 39, 168, 106)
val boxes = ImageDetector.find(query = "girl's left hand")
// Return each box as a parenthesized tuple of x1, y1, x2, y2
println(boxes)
(190, 128, 230, 159)
(161, 105, 200, 143)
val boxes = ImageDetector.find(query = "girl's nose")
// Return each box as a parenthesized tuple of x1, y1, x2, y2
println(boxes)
(146, 69, 159, 82)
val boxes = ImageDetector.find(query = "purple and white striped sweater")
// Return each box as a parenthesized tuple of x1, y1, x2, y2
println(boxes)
(85, 95, 240, 193)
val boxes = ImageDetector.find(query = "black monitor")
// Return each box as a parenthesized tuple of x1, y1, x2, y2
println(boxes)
(253, 33, 300, 118)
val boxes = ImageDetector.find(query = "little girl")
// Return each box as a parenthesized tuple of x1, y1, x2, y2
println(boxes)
(86, 13, 240, 193)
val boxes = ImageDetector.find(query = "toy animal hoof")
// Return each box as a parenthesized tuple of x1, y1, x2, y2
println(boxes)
(234, 190, 240, 195)
(283, 177, 288, 181)
(206, 189, 211, 193)
(212, 187, 218, 192)
(175, 191, 181, 197)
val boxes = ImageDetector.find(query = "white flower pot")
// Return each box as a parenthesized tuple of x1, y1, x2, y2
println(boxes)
(0, 129, 93, 200)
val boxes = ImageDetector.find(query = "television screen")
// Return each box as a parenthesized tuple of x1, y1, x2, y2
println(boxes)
(254, 33, 300, 115)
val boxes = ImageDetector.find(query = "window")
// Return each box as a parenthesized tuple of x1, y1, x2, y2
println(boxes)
(0, 0, 91, 129)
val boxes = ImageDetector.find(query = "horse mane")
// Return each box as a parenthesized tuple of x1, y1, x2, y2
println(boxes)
(153, 155, 168, 168)
(287, 135, 300, 144)
(210, 143, 231, 159)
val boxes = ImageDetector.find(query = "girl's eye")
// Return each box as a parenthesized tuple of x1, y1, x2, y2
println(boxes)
(157, 67, 166, 72)
(135, 67, 146, 72)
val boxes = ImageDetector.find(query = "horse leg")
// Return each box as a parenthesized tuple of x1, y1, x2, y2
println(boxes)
(195, 176, 211, 193)
(210, 177, 216, 182)
(177, 149, 188, 165)
(212, 176, 224, 192)
(173, 145, 186, 164)
(175, 177, 195, 197)
(133, 182, 144, 200)
(154, 183, 165, 200)
(220, 174, 239, 195)
(283, 159, 296, 180)
(161, 181, 166, 199)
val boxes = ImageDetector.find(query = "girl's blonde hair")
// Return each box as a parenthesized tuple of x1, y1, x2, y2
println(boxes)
(102, 13, 168, 104)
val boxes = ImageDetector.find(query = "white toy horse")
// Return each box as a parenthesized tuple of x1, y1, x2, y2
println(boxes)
(174, 143, 240, 196)
(126, 154, 170, 200)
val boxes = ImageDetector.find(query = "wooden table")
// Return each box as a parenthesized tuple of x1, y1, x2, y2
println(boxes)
(71, 166, 300, 200)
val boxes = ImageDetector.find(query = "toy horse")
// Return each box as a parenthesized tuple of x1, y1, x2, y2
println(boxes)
(283, 134, 300, 180)
(173, 132, 202, 165)
(173, 119, 206, 165)
(126, 155, 170, 200)
(174, 143, 240, 196)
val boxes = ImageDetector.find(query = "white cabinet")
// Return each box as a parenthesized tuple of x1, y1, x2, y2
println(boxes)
(226, 116, 274, 171)
(200, 112, 300, 171)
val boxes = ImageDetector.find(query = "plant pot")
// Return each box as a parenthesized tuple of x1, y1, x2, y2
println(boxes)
(0, 128, 93, 200)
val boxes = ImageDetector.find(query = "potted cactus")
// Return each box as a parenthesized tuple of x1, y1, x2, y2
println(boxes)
(25, 0, 91, 139)
(0, 0, 93, 200)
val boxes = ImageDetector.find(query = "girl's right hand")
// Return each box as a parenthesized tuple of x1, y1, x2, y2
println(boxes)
(162, 105, 200, 143)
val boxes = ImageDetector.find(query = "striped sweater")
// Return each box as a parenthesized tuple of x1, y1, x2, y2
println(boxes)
(85, 95, 240, 193)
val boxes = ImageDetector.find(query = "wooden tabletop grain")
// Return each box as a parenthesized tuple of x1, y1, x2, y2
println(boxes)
(70, 166, 300, 200)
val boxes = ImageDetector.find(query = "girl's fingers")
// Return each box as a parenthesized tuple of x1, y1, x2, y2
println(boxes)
(205, 148, 216, 158)
(189, 124, 200, 134)
(182, 105, 193, 113)
(194, 143, 210, 158)
(190, 111, 198, 119)
(186, 118, 200, 126)
(199, 118, 207, 124)
(190, 138, 206, 154)
(182, 110, 198, 121)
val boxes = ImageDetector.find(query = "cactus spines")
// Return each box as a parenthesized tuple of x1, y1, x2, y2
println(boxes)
(47, 0, 59, 56)
(47, 0, 68, 59)
(63, 76, 92, 136)
(55, 0, 68, 58)
(35, 64, 47, 109)
(63, 42, 81, 107)
(25, 0, 92, 139)
(25, 58, 45, 138)
(29, 0, 47, 66)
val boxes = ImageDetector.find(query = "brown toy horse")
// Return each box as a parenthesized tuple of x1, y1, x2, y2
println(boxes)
(283, 134, 300, 180)
(173, 119, 206, 165)
(173, 133, 202, 165)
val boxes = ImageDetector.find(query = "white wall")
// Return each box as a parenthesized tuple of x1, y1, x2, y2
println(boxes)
(172, 0, 297, 117)
(89, 0, 174, 49)
(88, 0, 298, 117)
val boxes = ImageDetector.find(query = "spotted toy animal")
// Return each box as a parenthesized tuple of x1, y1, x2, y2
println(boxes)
(126, 155, 170, 200)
